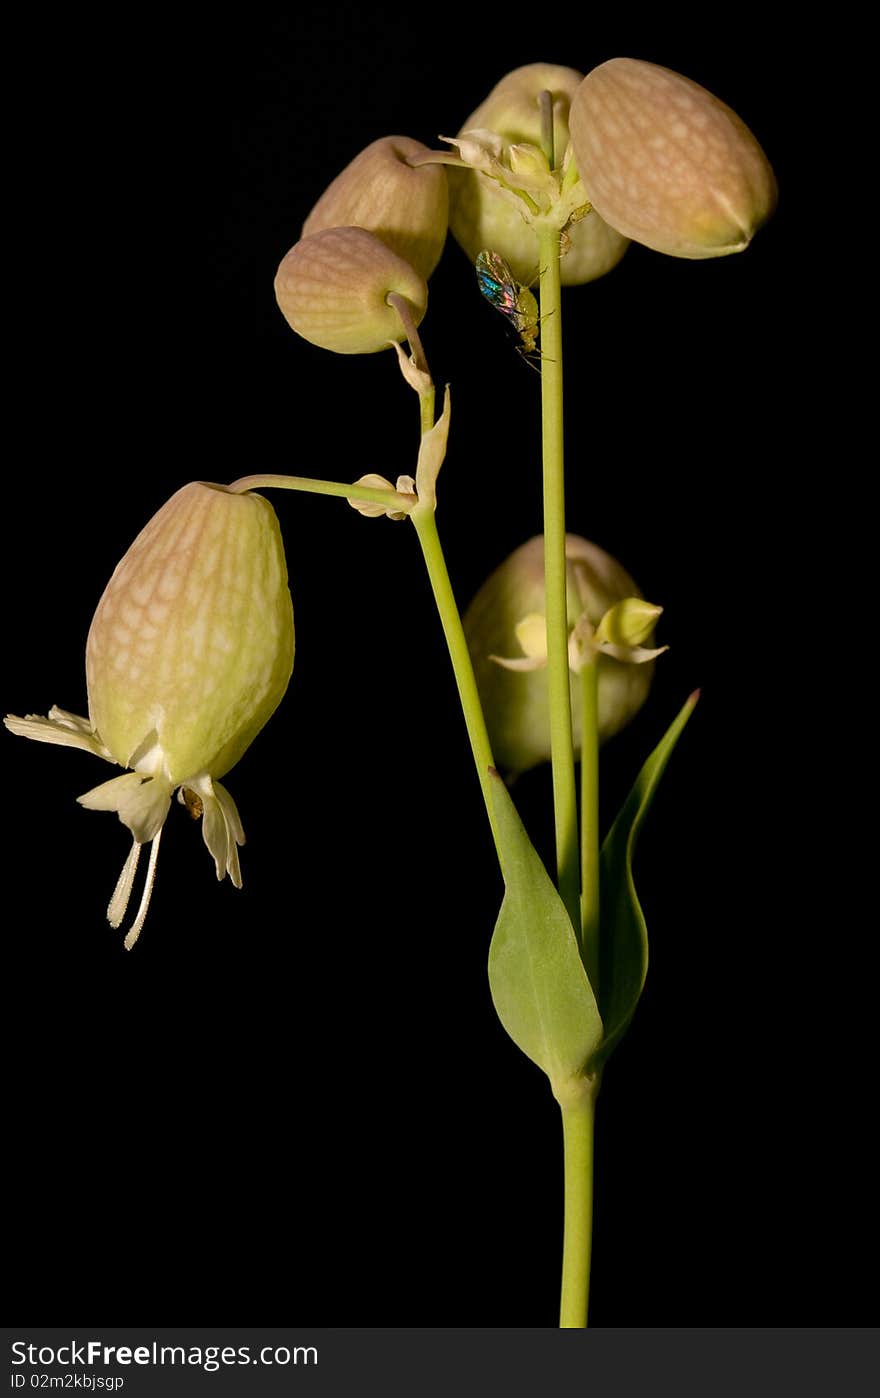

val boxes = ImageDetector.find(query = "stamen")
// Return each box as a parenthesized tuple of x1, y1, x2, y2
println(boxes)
(123, 827, 163, 951)
(108, 839, 142, 928)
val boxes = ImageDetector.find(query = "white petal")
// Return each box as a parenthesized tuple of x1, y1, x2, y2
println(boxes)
(440, 130, 504, 171)
(201, 785, 228, 882)
(78, 772, 172, 843)
(214, 780, 245, 888)
(196, 776, 245, 888)
(348, 475, 397, 518)
(514, 614, 549, 661)
(214, 780, 245, 847)
(489, 653, 547, 672)
(595, 641, 669, 664)
(4, 709, 115, 761)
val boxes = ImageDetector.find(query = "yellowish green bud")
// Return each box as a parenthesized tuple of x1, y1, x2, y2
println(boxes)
(302, 135, 449, 281)
(447, 63, 629, 287)
(507, 142, 552, 186)
(569, 58, 777, 258)
(595, 597, 663, 649)
(274, 226, 428, 355)
(464, 534, 656, 774)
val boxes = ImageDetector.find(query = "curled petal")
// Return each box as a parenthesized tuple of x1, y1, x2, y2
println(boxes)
(514, 614, 548, 661)
(4, 706, 114, 761)
(567, 614, 596, 674)
(414, 386, 451, 510)
(78, 772, 172, 844)
(440, 129, 504, 172)
(490, 653, 547, 673)
(595, 641, 669, 664)
(349, 474, 398, 517)
(391, 340, 434, 397)
(348, 474, 415, 520)
(197, 776, 246, 888)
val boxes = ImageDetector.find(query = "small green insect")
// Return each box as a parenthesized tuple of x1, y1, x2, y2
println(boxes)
(475, 249, 541, 363)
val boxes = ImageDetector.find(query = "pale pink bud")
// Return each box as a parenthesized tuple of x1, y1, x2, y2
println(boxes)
(275, 226, 428, 355)
(570, 58, 777, 258)
(303, 135, 448, 281)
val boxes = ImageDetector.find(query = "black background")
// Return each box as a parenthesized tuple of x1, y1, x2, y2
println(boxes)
(4, 6, 867, 1329)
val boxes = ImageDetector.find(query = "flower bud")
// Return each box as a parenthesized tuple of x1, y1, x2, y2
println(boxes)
(595, 597, 663, 649)
(448, 63, 629, 286)
(464, 535, 654, 774)
(87, 482, 294, 784)
(303, 135, 448, 281)
(275, 226, 428, 355)
(569, 58, 777, 258)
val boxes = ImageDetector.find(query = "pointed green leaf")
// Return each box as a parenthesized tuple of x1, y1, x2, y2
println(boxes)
(594, 690, 700, 1069)
(488, 771, 603, 1091)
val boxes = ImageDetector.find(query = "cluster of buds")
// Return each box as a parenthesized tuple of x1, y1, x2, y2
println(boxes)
(273, 58, 775, 356)
(274, 136, 448, 356)
(447, 59, 775, 280)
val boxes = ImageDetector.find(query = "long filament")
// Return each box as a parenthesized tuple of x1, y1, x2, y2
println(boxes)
(123, 828, 163, 950)
(108, 839, 142, 929)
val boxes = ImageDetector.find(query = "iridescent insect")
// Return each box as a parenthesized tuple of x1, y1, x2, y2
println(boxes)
(475, 249, 541, 364)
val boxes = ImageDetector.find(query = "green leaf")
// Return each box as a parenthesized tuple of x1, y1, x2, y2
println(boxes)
(594, 690, 700, 1069)
(487, 771, 603, 1092)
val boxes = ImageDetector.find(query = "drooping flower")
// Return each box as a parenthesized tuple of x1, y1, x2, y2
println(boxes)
(5, 481, 295, 948)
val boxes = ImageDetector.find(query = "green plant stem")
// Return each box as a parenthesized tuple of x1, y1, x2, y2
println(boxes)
(538, 223, 580, 934)
(411, 507, 500, 861)
(559, 1079, 597, 1327)
(226, 473, 415, 512)
(579, 659, 600, 990)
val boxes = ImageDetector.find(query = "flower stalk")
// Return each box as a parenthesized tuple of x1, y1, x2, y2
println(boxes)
(579, 657, 600, 991)
(559, 1078, 598, 1328)
(536, 86, 596, 1326)
(411, 506, 500, 860)
(538, 222, 580, 937)
(227, 473, 417, 513)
